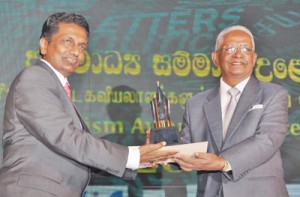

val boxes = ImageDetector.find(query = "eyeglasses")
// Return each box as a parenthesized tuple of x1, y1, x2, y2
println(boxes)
(61, 37, 86, 53)
(219, 44, 253, 54)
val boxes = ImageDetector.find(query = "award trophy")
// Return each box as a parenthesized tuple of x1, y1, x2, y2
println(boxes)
(150, 81, 180, 145)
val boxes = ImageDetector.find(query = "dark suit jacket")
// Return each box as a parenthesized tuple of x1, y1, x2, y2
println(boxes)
(0, 60, 136, 197)
(181, 76, 289, 197)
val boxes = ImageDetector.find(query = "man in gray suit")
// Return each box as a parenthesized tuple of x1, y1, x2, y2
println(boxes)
(174, 25, 289, 197)
(0, 12, 177, 197)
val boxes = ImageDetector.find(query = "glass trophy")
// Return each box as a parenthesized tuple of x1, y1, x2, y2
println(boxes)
(150, 81, 179, 145)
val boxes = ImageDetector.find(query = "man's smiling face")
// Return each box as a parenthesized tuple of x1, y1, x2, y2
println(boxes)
(212, 30, 257, 86)
(40, 22, 88, 77)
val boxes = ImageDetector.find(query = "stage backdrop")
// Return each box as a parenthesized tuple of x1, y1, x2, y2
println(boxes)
(1, 0, 300, 196)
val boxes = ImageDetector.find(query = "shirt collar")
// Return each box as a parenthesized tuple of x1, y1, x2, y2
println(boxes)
(40, 59, 68, 86)
(220, 76, 250, 95)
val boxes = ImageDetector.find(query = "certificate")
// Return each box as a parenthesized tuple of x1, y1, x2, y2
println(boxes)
(138, 141, 208, 168)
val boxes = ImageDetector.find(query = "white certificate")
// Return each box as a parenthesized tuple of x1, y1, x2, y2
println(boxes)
(139, 141, 208, 168)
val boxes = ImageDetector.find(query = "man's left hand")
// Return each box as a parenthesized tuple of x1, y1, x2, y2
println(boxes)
(173, 152, 225, 172)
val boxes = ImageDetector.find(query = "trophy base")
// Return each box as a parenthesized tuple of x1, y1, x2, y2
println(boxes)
(150, 126, 180, 145)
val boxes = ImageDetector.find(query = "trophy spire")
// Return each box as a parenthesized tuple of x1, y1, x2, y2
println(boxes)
(149, 81, 179, 145)
(151, 81, 171, 128)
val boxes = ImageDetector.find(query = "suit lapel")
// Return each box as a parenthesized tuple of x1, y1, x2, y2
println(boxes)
(36, 60, 89, 131)
(73, 104, 91, 133)
(203, 88, 223, 151)
(223, 77, 260, 143)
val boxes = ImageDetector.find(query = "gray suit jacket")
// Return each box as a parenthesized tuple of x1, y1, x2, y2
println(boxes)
(0, 60, 136, 197)
(181, 77, 288, 197)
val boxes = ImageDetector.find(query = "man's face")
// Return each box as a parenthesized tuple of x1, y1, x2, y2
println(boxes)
(40, 22, 88, 77)
(212, 30, 257, 86)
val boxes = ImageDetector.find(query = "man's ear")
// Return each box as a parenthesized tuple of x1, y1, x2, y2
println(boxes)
(39, 37, 48, 56)
(211, 51, 219, 67)
(252, 52, 258, 66)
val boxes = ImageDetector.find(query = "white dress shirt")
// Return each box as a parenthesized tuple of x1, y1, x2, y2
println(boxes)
(219, 77, 250, 171)
(220, 77, 250, 123)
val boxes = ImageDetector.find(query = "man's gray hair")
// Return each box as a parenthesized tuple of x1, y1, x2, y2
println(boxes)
(215, 25, 255, 51)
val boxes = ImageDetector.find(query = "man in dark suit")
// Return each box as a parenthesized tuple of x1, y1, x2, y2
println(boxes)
(0, 12, 177, 197)
(174, 25, 289, 197)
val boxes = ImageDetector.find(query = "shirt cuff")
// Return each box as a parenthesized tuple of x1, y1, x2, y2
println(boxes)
(126, 147, 140, 170)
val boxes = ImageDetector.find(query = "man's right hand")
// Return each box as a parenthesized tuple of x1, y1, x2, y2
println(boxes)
(139, 141, 178, 164)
